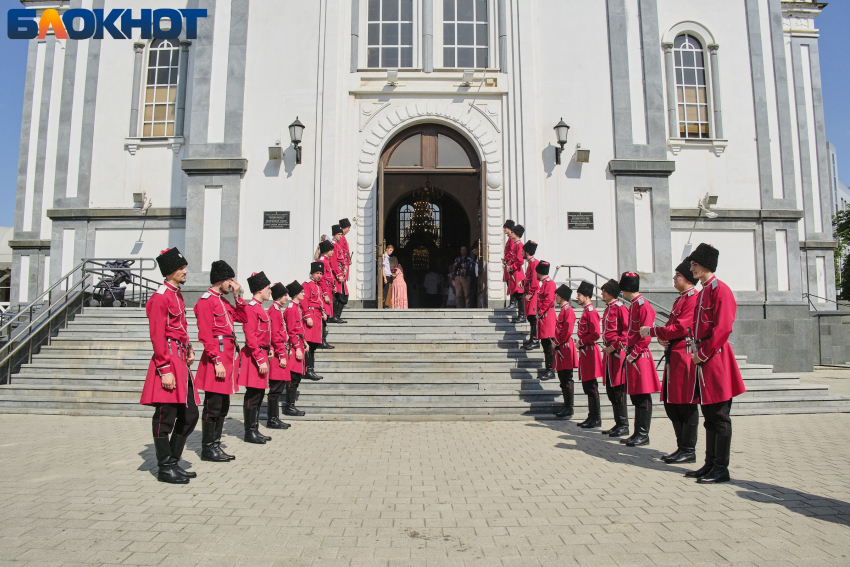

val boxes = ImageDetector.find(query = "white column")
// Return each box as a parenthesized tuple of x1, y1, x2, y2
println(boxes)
(128, 42, 145, 137)
(708, 44, 723, 139)
(662, 42, 677, 139)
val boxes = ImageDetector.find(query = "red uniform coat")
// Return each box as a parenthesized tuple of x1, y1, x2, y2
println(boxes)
(301, 279, 324, 344)
(268, 302, 292, 383)
(553, 305, 578, 371)
(318, 254, 335, 317)
(140, 281, 200, 406)
(650, 288, 698, 404)
(236, 299, 271, 390)
(602, 299, 629, 387)
(507, 239, 524, 295)
(339, 234, 351, 282)
(691, 276, 746, 405)
(577, 304, 604, 382)
(284, 301, 308, 375)
(536, 277, 557, 339)
(522, 257, 540, 318)
(502, 239, 513, 283)
(193, 288, 248, 395)
(625, 294, 661, 395)
(332, 240, 348, 295)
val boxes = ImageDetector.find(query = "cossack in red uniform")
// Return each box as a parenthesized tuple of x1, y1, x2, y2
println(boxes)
(301, 278, 324, 345)
(507, 231, 525, 296)
(284, 299, 307, 375)
(522, 245, 540, 319)
(535, 261, 557, 380)
(651, 288, 698, 403)
(601, 298, 628, 388)
(317, 241, 335, 319)
(553, 304, 577, 371)
(141, 280, 199, 407)
(577, 303, 604, 382)
(194, 288, 247, 395)
(236, 298, 271, 390)
(268, 301, 292, 384)
(502, 220, 515, 285)
(624, 293, 661, 396)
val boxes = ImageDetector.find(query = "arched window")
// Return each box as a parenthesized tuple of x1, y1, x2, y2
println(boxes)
(143, 39, 180, 137)
(674, 34, 709, 139)
(398, 202, 441, 247)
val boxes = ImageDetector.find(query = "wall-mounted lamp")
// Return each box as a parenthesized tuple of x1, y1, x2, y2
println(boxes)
(386, 69, 399, 86)
(554, 118, 570, 165)
(575, 143, 590, 164)
(699, 192, 719, 219)
(268, 140, 283, 161)
(289, 117, 305, 165)
(461, 69, 475, 86)
(133, 192, 151, 215)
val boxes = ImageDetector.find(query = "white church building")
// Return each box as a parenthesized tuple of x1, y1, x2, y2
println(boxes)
(11, 0, 837, 371)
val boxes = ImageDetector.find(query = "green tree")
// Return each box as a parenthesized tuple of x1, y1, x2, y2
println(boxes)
(833, 210, 850, 300)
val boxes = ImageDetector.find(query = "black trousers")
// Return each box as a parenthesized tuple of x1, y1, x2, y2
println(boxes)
(334, 292, 349, 306)
(557, 369, 574, 388)
(701, 399, 733, 437)
(382, 275, 394, 302)
(605, 382, 627, 407)
(664, 402, 699, 427)
(268, 380, 287, 407)
(202, 391, 230, 422)
(582, 379, 599, 399)
(307, 341, 319, 366)
(526, 315, 537, 340)
(152, 377, 199, 438)
(287, 373, 303, 404)
(243, 386, 265, 410)
(630, 393, 652, 411)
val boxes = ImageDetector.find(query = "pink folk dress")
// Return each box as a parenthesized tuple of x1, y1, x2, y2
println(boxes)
(391, 266, 409, 309)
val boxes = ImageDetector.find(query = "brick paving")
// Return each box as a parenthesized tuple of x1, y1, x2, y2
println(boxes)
(0, 412, 848, 567)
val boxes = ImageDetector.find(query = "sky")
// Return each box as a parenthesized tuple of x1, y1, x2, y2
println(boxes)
(0, 5, 849, 229)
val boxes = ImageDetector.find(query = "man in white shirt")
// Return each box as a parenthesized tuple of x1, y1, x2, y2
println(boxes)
(423, 268, 441, 308)
(382, 245, 394, 305)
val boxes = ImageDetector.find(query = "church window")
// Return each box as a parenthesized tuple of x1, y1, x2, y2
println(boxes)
(142, 39, 180, 137)
(367, 0, 414, 68)
(442, 0, 488, 68)
(674, 34, 710, 139)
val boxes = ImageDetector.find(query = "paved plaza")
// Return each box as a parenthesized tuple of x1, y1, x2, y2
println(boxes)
(0, 411, 848, 567)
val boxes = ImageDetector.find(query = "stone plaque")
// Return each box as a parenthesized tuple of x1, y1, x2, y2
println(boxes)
(568, 212, 594, 230)
(263, 211, 290, 229)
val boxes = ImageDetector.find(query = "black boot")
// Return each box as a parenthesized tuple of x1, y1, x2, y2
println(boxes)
(306, 349, 324, 381)
(201, 420, 230, 462)
(580, 393, 601, 429)
(626, 404, 651, 446)
(168, 434, 197, 478)
(539, 346, 555, 380)
(283, 383, 306, 416)
(511, 296, 525, 323)
(507, 295, 517, 309)
(153, 437, 189, 484)
(608, 403, 630, 437)
(554, 383, 574, 418)
(522, 340, 540, 351)
(686, 429, 716, 478)
(243, 407, 267, 444)
(335, 301, 347, 323)
(661, 421, 684, 462)
(214, 417, 235, 460)
(266, 398, 290, 429)
(669, 422, 697, 464)
(698, 433, 732, 484)
(620, 405, 640, 444)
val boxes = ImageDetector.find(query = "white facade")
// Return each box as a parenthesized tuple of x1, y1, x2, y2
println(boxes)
(11, 0, 837, 327)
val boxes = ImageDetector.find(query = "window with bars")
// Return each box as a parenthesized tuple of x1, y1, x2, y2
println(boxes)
(399, 203, 441, 247)
(442, 0, 488, 68)
(674, 34, 710, 139)
(142, 39, 180, 137)
(367, 0, 414, 68)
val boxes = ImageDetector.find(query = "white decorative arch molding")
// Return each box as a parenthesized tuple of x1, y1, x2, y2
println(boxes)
(662, 20, 717, 48)
(354, 100, 506, 303)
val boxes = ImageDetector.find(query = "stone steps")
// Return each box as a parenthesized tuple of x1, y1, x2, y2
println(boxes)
(1, 307, 848, 418)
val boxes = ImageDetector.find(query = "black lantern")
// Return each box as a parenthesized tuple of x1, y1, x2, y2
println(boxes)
(289, 117, 305, 164)
(554, 118, 570, 165)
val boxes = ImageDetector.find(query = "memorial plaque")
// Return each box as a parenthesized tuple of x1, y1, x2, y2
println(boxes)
(263, 211, 290, 229)
(568, 212, 594, 230)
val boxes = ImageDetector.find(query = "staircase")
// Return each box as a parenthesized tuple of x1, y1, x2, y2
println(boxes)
(0, 307, 848, 419)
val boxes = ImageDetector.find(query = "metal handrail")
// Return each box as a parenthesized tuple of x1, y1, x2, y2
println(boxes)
(552, 264, 671, 326)
(803, 293, 850, 312)
(0, 257, 160, 384)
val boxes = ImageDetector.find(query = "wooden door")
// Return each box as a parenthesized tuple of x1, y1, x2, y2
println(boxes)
(479, 161, 488, 308)
(377, 161, 385, 309)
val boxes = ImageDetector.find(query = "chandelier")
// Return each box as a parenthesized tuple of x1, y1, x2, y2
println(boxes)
(408, 180, 443, 236)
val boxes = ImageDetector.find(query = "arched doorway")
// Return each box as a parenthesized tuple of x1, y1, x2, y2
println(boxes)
(376, 124, 486, 308)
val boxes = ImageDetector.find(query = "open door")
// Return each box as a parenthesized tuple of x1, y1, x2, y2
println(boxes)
(376, 161, 385, 309)
(479, 161, 488, 308)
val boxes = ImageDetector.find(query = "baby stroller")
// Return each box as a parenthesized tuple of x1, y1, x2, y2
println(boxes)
(89, 260, 135, 307)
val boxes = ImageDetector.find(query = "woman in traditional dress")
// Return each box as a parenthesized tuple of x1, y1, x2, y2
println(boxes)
(391, 261, 409, 309)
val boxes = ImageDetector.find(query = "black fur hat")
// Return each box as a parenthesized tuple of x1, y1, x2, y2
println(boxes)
(271, 282, 288, 301)
(523, 241, 538, 256)
(310, 261, 324, 274)
(286, 280, 304, 297)
(209, 260, 235, 285)
(339, 218, 351, 229)
(503, 220, 515, 229)
(512, 224, 525, 238)
(156, 247, 188, 277)
(619, 272, 640, 293)
(675, 258, 698, 285)
(332, 224, 343, 235)
(577, 281, 594, 298)
(247, 271, 271, 294)
(319, 240, 334, 254)
(601, 279, 620, 298)
(556, 284, 572, 301)
(535, 261, 550, 275)
(689, 243, 719, 272)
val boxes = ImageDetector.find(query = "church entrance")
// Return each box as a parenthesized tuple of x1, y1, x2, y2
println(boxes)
(376, 124, 486, 309)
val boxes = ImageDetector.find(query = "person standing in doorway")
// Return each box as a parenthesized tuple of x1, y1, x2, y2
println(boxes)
(452, 246, 475, 308)
(382, 245, 395, 306)
(140, 248, 198, 484)
(391, 261, 409, 309)
(423, 265, 442, 308)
